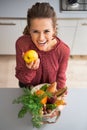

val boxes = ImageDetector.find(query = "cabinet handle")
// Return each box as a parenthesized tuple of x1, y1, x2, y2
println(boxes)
(81, 23, 87, 26)
(0, 22, 16, 25)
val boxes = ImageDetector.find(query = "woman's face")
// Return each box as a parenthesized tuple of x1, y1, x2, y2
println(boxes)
(29, 18, 56, 51)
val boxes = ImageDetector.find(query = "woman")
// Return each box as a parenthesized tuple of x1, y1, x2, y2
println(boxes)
(15, 2, 70, 89)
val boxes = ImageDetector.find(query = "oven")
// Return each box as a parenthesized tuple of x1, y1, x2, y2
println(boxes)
(60, 0, 87, 11)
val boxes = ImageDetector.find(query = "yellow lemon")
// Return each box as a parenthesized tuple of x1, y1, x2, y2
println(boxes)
(23, 50, 38, 63)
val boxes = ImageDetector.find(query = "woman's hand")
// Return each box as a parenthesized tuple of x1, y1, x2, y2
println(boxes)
(26, 58, 40, 70)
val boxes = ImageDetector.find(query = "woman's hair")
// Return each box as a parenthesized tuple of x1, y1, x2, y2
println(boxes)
(23, 2, 57, 35)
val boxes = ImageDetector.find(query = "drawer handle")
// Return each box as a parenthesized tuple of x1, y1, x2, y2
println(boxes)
(81, 23, 87, 26)
(0, 22, 16, 25)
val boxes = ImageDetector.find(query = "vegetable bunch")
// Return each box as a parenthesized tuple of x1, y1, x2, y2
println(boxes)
(13, 83, 67, 128)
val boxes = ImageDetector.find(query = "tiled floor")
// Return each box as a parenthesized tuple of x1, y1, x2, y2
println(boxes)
(0, 55, 87, 88)
(66, 56, 87, 88)
(0, 55, 18, 88)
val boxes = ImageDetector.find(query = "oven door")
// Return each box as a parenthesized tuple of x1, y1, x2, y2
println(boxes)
(60, 0, 87, 11)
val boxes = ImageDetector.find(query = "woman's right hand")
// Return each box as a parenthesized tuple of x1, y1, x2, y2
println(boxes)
(26, 58, 40, 70)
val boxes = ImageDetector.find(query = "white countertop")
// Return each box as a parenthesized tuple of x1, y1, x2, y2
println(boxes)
(0, 88, 87, 130)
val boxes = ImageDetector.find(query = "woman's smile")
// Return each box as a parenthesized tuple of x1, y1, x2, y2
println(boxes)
(38, 41, 47, 45)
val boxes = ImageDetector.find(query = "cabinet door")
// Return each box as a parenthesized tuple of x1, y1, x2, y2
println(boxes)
(72, 20, 87, 55)
(58, 20, 77, 53)
(0, 19, 22, 55)
(20, 19, 27, 33)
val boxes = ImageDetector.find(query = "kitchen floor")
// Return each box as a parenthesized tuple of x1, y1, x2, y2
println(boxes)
(0, 55, 87, 88)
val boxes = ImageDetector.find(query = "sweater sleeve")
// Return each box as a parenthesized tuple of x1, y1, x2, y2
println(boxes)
(15, 37, 36, 84)
(56, 45, 70, 89)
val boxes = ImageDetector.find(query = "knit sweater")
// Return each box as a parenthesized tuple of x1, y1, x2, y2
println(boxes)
(15, 35, 70, 89)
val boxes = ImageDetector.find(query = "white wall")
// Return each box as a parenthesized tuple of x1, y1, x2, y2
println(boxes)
(0, 0, 87, 18)
(0, 0, 59, 18)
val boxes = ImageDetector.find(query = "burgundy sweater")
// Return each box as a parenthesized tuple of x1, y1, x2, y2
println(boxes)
(15, 35, 70, 89)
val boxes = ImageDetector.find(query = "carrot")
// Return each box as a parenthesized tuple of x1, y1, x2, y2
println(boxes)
(35, 90, 47, 105)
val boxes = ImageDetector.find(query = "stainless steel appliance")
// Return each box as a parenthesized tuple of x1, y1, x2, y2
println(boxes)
(60, 0, 87, 11)
(68, 0, 77, 4)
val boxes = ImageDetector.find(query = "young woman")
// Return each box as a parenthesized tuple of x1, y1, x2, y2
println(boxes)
(15, 2, 70, 89)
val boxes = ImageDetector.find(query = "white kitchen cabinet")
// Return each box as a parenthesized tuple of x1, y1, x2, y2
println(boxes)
(0, 19, 22, 55)
(71, 20, 87, 55)
(20, 19, 27, 34)
(58, 20, 77, 53)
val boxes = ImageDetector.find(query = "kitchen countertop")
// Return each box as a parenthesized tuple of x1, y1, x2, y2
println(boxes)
(0, 88, 87, 130)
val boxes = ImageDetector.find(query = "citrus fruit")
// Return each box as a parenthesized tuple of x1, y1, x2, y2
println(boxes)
(23, 50, 38, 63)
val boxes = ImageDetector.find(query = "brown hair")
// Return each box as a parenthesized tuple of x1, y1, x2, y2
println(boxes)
(23, 2, 58, 35)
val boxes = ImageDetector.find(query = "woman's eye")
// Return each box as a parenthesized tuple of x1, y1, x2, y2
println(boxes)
(44, 30, 50, 33)
(32, 30, 38, 33)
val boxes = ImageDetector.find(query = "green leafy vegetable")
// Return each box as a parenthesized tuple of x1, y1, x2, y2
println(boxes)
(40, 84, 48, 91)
(13, 88, 43, 128)
(40, 84, 52, 98)
(46, 104, 57, 110)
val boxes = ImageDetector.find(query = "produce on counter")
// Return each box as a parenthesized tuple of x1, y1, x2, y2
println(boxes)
(13, 82, 67, 128)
